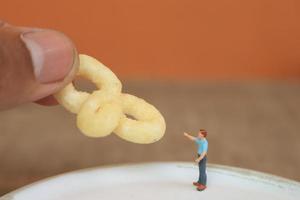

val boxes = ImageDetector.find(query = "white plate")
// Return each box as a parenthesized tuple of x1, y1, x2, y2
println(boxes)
(1, 162, 300, 200)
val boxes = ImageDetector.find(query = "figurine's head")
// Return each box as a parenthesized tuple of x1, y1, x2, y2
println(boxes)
(198, 129, 207, 139)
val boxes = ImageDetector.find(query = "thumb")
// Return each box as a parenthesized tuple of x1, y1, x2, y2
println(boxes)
(0, 21, 78, 110)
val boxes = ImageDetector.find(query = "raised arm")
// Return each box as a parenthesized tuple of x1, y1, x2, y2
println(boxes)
(183, 132, 196, 141)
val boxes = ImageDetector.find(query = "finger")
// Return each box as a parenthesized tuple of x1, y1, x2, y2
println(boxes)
(0, 21, 79, 110)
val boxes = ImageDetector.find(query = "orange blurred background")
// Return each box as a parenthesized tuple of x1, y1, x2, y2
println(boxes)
(2, 1, 300, 195)
(1, 0, 300, 80)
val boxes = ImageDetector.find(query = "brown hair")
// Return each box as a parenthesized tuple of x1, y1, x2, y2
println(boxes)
(199, 129, 207, 137)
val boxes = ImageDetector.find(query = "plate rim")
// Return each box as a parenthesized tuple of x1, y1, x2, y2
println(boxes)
(1, 162, 300, 199)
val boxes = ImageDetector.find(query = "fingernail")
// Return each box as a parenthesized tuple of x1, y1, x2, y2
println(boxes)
(21, 30, 75, 84)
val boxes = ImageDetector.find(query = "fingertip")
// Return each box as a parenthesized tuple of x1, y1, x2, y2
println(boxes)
(21, 29, 78, 84)
(0, 23, 79, 109)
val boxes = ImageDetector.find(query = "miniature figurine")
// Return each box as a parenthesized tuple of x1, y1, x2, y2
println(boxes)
(183, 129, 208, 191)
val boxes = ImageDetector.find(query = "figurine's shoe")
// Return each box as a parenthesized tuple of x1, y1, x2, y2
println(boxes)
(193, 182, 201, 186)
(196, 184, 207, 191)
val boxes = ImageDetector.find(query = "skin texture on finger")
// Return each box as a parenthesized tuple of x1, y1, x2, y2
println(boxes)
(0, 23, 78, 110)
(0, 24, 34, 109)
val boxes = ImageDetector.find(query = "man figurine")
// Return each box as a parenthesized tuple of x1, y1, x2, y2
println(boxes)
(183, 129, 208, 191)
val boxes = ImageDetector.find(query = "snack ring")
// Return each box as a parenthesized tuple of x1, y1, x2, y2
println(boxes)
(114, 94, 166, 143)
(55, 54, 166, 144)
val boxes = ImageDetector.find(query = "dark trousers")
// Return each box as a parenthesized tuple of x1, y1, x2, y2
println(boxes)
(197, 154, 207, 186)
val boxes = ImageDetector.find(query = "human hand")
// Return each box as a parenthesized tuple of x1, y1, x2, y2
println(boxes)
(0, 21, 79, 110)
(195, 158, 201, 163)
(183, 132, 189, 137)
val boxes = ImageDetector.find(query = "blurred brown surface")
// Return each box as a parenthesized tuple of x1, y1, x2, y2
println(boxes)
(1, 0, 300, 80)
(1, 81, 300, 195)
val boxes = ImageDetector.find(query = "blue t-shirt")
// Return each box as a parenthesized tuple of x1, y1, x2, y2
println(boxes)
(195, 138, 208, 155)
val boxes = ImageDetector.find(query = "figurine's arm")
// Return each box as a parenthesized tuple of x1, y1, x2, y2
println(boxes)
(183, 132, 196, 141)
(196, 151, 207, 162)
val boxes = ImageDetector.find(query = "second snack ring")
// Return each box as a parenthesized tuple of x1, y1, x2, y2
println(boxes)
(114, 93, 166, 144)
